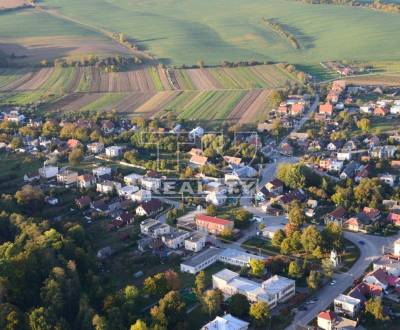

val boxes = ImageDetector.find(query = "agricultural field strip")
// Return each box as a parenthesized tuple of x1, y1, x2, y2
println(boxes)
(0, 65, 294, 93)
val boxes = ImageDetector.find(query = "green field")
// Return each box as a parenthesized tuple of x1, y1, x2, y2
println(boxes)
(21, 0, 399, 66)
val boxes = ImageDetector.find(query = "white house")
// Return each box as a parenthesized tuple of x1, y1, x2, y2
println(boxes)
(57, 170, 78, 185)
(77, 174, 96, 189)
(334, 294, 361, 319)
(39, 165, 59, 179)
(337, 151, 351, 161)
(189, 126, 204, 139)
(105, 146, 124, 158)
(390, 105, 400, 115)
(131, 189, 151, 203)
(329, 160, 344, 172)
(140, 177, 161, 191)
(218, 248, 266, 268)
(92, 166, 111, 178)
(87, 142, 104, 154)
(373, 256, 400, 277)
(140, 219, 171, 238)
(96, 180, 121, 194)
(184, 232, 207, 252)
(4, 111, 25, 123)
(124, 173, 143, 185)
(162, 230, 191, 249)
(118, 185, 140, 199)
(379, 173, 396, 187)
(262, 224, 286, 239)
(360, 105, 373, 114)
(180, 247, 221, 274)
(200, 314, 249, 330)
(206, 191, 227, 206)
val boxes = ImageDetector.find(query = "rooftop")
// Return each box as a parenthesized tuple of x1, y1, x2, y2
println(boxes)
(181, 247, 221, 267)
(262, 275, 295, 294)
(334, 294, 361, 306)
(219, 248, 266, 263)
(201, 314, 249, 330)
(196, 214, 232, 226)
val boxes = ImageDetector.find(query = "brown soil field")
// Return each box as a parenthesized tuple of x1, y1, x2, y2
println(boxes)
(133, 91, 181, 118)
(185, 68, 221, 90)
(0, 70, 36, 92)
(228, 90, 263, 120)
(0, 0, 28, 10)
(50, 93, 103, 112)
(345, 75, 400, 86)
(15, 67, 54, 91)
(166, 69, 180, 90)
(108, 93, 156, 113)
(157, 67, 172, 90)
(238, 89, 271, 124)
(0, 36, 130, 64)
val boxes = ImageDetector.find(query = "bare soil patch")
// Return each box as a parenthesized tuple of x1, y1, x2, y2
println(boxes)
(238, 89, 271, 124)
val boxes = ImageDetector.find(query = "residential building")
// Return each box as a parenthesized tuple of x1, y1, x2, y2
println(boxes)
(223, 156, 242, 167)
(319, 103, 333, 116)
(140, 219, 171, 238)
(113, 212, 135, 228)
(105, 146, 124, 158)
(334, 294, 361, 319)
(188, 148, 203, 157)
(195, 214, 234, 235)
(124, 173, 143, 185)
(189, 126, 204, 139)
(135, 199, 163, 217)
(77, 174, 96, 189)
(373, 256, 400, 277)
(363, 268, 389, 291)
(329, 160, 344, 172)
(180, 247, 221, 274)
(265, 178, 284, 194)
(324, 207, 347, 226)
(370, 145, 397, 159)
(189, 155, 208, 167)
(39, 165, 59, 179)
(75, 196, 91, 209)
(184, 232, 207, 252)
(118, 185, 140, 199)
(57, 170, 78, 185)
(387, 212, 400, 227)
(162, 230, 191, 249)
(212, 269, 295, 308)
(87, 142, 104, 154)
(92, 166, 111, 178)
(206, 191, 227, 206)
(390, 105, 400, 115)
(200, 314, 249, 330)
(379, 173, 396, 187)
(131, 189, 152, 203)
(337, 151, 351, 161)
(340, 161, 359, 180)
(23, 172, 40, 183)
(395, 238, 400, 256)
(140, 176, 161, 191)
(96, 180, 121, 194)
(262, 224, 286, 239)
(218, 248, 266, 268)
(317, 311, 336, 330)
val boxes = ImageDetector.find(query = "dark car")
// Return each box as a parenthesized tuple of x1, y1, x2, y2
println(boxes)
(358, 240, 365, 245)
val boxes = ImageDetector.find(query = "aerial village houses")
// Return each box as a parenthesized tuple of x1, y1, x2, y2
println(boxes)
(195, 214, 234, 235)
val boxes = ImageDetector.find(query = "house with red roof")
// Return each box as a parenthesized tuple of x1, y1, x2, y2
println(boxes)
(364, 268, 390, 291)
(349, 282, 383, 303)
(67, 139, 81, 149)
(324, 207, 347, 226)
(189, 155, 208, 168)
(387, 212, 400, 227)
(362, 207, 381, 222)
(373, 107, 388, 117)
(317, 311, 336, 330)
(290, 103, 305, 116)
(319, 103, 334, 116)
(195, 214, 234, 235)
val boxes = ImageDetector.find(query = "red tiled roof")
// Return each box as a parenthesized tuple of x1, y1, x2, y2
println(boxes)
(328, 206, 347, 219)
(67, 139, 81, 149)
(363, 207, 380, 220)
(318, 310, 336, 321)
(291, 103, 304, 113)
(319, 103, 333, 115)
(367, 268, 389, 285)
(190, 155, 208, 166)
(387, 213, 400, 225)
(196, 214, 232, 226)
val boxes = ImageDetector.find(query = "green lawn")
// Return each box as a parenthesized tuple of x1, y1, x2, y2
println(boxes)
(340, 238, 361, 272)
(33, 0, 400, 66)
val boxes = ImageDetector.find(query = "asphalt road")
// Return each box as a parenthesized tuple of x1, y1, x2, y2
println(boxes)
(286, 232, 400, 330)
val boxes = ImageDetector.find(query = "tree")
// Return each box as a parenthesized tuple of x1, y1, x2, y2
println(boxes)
(150, 291, 186, 328)
(301, 225, 322, 255)
(220, 228, 233, 240)
(42, 120, 59, 137)
(280, 238, 292, 255)
(28, 308, 54, 330)
(92, 314, 108, 330)
(202, 289, 223, 317)
(270, 90, 286, 108)
(130, 319, 148, 330)
(321, 258, 333, 279)
(288, 201, 306, 228)
(249, 301, 271, 328)
(322, 222, 343, 250)
(288, 261, 302, 279)
(69, 148, 84, 165)
(276, 164, 306, 189)
(356, 118, 370, 133)
(331, 186, 353, 209)
(272, 229, 286, 247)
(353, 178, 382, 208)
(289, 231, 302, 252)
(194, 271, 206, 297)
(164, 270, 180, 291)
(206, 204, 217, 216)
(233, 208, 251, 228)
(15, 185, 44, 210)
(365, 297, 388, 321)
(249, 258, 265, 277)
(143, 273, 168, 296)
(306, 270, 320, 291)
(228, 293, 250, 318)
